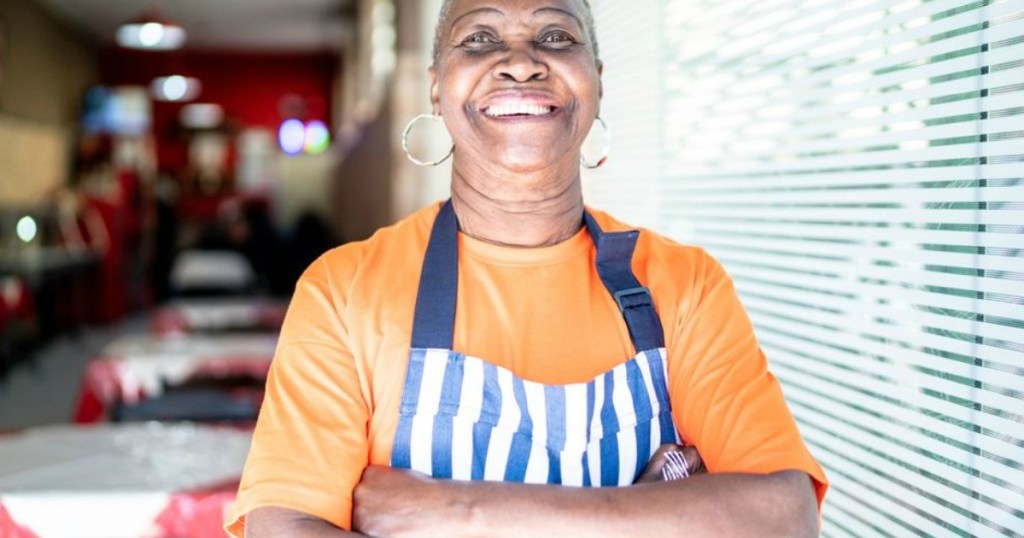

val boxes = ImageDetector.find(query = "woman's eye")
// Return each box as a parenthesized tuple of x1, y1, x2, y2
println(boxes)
(463, 33, 497, 45)
(539, 32, 577, 47)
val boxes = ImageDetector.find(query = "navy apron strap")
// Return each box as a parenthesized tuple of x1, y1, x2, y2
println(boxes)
(410, 200, 664, 352)
(410, 200, 459, 349)
(584, 211, 665, 352)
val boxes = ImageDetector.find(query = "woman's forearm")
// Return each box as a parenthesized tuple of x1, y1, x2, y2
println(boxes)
(245, 507, 367, 538)
(353, 467, 819, 538)
(445, 470, 816, 537)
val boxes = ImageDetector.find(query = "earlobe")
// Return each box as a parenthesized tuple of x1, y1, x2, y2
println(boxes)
(429, 67, 441, 115)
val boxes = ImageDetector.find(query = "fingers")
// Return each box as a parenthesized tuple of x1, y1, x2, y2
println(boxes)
(661, 449, 690, 480)
(635, 443, 680, 484)
(630, 444, 696, 481)
(634, 443, 705, 484)
(681, 445, 707, 476)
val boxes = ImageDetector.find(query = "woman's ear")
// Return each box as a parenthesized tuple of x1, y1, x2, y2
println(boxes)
(597, 60, 604, 99)
(429, 66, 441, 115)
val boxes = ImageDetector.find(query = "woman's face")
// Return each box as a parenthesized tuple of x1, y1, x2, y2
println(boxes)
(431, 0, 602, 174)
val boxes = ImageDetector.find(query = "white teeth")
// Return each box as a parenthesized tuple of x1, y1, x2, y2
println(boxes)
(484, 104, 553, 117)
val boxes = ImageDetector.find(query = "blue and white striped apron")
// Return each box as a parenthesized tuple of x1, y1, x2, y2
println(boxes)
(392, 200, 679, 486)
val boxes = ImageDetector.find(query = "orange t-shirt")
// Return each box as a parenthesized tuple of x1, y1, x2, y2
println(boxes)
(226, 202, 828, 535)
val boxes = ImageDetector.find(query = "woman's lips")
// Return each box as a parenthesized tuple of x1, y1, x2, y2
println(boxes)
(479, 92, 561, 119)
(484, 103, 555, 118)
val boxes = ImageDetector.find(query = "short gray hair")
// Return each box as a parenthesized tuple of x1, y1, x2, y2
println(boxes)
(432, 0, 600, 66)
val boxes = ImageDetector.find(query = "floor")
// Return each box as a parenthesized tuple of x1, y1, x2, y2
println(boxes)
(0, 316, 147, 429)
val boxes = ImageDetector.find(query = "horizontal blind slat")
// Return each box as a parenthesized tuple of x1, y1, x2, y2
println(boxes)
(671, 106, 1024, 152)
(739, 279, 1024, 327)
(679, 220, 1024, 250)
(810, 441, 981, 537)
(757, 321, 1024, 426)
(773, 356, 1024, 476)
(712, 247, 1024, 297)
(752, 310, 1024, 402)
(736, 280, 1024, 360)
(678, 205, 1023, 226)
(790, 391, 1024, 530)
(797, 407, 1024, 535)
(696, 234, 1024, 273)
(821, 488, 907, 538)
(668, 139, 1022, 174)
(661, 162, 1024, 191)
(673, 186, 1024, 205)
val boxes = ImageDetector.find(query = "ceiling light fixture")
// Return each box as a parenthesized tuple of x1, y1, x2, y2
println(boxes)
(304, 121, 331, 154)
(117, 7, 186, 50)
(16, 216, 38, 243)
(180, 103, 225, 129)
(279, 119, 307, 156)
(150, 75, 202, 102)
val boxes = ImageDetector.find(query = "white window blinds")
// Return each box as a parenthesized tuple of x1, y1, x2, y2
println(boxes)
(589, 0, 1024, 536)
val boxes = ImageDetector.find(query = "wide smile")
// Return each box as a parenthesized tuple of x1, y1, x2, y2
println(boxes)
(483, 103, 557, 119)
(478, 92, 563, 121)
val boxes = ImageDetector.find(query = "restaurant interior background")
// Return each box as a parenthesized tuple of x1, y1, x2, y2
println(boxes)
(0, 0, 1020, 536)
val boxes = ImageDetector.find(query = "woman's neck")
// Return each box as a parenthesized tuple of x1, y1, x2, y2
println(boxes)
(449, 159, 585, 248)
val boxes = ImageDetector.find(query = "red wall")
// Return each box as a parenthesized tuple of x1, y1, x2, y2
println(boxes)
(98, 48, 338, 172)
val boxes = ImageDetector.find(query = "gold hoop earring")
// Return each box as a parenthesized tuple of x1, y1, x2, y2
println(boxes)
(580, 116, 610, 169)
(402, 114, 454, 167)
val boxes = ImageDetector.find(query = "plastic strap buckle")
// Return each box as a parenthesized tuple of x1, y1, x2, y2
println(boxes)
(613, 286, 652, 312)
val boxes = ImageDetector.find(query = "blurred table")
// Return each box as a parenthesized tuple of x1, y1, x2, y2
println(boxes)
(0, 422, 251, 538)
(0, 246, 99, 340)
(151, 298, 286, 335)
(169, 250, 255, 296)
(74, 333, 277, 423)
(0, 247, 98, 280)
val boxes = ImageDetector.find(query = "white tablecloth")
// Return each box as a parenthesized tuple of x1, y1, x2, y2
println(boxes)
(100, 333, 278, 401)
(152, 298, 286, 334)
(74, 333, 277, 422)
(0, 422, 252, 537)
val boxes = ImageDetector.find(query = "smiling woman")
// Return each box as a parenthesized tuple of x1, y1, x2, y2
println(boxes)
(228, 1, 828, 537)
(432, 0, 604, 241)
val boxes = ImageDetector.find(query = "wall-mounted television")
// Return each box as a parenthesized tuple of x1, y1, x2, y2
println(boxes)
(81, 86, 151, 136)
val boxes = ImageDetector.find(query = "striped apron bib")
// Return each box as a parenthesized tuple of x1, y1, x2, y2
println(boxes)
(391, 200, 679, 486)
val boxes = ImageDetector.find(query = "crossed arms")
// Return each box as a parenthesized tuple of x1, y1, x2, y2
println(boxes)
(246, 468, 819, 537)
(246, 449, 819, 537)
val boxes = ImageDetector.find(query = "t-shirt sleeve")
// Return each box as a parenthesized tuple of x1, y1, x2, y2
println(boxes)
(225, 254, 369, 536)
(667, 250, 828, 508)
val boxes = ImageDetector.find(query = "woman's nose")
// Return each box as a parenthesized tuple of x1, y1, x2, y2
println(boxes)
(493, 44, 548, 82)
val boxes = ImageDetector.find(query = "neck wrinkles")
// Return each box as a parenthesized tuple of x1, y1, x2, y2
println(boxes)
(449, 158, 585, 248)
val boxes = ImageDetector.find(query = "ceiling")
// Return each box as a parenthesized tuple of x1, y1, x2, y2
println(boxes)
(37, 0, 355, 52)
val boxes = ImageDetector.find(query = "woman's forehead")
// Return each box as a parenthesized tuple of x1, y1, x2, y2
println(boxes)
(432, 0, 600, 62)
(445, 0, 587, 28)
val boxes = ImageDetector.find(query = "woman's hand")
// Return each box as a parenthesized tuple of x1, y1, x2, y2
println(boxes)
(634, 444, 707, 484)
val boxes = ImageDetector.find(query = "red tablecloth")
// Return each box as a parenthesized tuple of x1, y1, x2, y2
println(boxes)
(0, 423, 251, 538)
(0, 482, 239, 538)
(73, 333, 276, 423)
